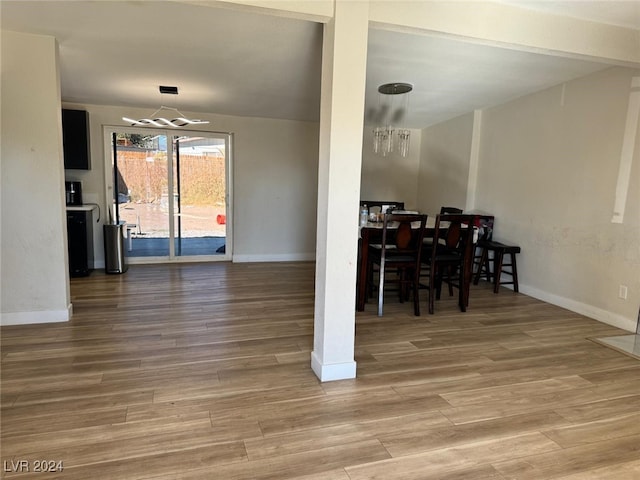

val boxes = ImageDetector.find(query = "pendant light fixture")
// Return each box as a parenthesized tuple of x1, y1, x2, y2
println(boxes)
(372, 82, 412, 158)
(122, 86, 210, 128)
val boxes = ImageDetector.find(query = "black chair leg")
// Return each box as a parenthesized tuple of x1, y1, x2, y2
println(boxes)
(398, 269, 406, 304)
(473, 247, 491, 285)
(413, 270, 421, 316)
(428, 270, 436, 314)
(510, 252, 519, 292)
(493, 249, 504, 293)
(435, 268, 444, 300)
(446, 266, 454, 296)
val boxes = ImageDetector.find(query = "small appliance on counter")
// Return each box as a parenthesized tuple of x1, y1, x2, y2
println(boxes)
(65, 181, 83, 206)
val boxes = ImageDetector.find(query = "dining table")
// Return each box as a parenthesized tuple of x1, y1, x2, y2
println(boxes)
(356, 214, 494, 313)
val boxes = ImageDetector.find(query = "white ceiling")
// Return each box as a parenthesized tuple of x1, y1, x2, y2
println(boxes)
(1, 0, 639, 129)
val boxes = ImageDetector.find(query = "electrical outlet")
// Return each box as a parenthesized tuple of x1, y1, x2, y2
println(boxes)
(618, 285, 628, 300)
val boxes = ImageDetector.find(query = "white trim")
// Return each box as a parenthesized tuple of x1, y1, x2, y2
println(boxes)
(168, 138, 176, 258)
(519, 283, 636, 333)
(225, 133, 234, 261)
(102, 126, 234, 262)
(465, 109, 482, 211)
(310, 351, 357, 382)
(1, 305, 71, 326)
(611, 77, 640, 223)
(233, 253, 315, 263)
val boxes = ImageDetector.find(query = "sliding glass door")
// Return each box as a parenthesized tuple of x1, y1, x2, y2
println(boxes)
(105, 127, 232, 262)
(172, 135, 228, 256)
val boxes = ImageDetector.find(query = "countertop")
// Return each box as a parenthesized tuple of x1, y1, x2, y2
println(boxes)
(66, 204, 98, 212)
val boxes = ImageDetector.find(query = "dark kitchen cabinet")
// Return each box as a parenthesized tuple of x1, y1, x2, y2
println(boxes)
(67, 209, 94, 277)
(62, 109, 91, 170)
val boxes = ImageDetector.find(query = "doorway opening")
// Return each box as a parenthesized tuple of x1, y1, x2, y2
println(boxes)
(104, 127, 232, 263)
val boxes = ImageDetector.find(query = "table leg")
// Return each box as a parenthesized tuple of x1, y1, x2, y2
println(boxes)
(459, 241, 474, 311)
(357, 232, 369, 311)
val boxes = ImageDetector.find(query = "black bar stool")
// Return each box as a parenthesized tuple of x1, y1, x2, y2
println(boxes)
(473, 240, 521, 293)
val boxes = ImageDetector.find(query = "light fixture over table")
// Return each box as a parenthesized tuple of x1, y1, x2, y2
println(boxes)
(122, 86, 210, 128)
(372, 82, 413, 157)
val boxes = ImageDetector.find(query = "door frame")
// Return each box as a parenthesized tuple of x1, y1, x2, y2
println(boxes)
(102, 125, 233, 263)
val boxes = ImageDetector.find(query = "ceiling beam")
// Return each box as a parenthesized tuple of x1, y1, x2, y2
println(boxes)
(172, 0, 333, 23)
(368, 0, 640, 67)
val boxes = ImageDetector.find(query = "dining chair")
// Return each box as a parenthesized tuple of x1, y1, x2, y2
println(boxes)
(428, 207, 463, 252)
(420, 214, 476, 314)
(440, 206, 463, 214)
(367, 213, 428, 316)
(361, 200, 405, 212)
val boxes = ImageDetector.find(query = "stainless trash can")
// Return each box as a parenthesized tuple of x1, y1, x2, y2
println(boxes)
(104, 223, 128, 274)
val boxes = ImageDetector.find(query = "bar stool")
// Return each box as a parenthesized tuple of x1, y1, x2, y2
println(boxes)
(473, 240, 521, 293)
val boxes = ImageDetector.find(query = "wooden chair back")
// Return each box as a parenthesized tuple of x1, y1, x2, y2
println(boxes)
(434, 214, 476, 256)
(361, 200, 405, 213)
(375, 213, 429, 316)
(422, 214, 477, 314)
(380, 213, 428, 257)
(440, 206, 463, 215)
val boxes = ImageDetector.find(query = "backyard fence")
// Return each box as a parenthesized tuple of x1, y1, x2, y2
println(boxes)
(116, 150, 225, 206)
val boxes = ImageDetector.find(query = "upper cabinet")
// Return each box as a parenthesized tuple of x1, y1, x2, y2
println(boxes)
(62, 109, 91, 170)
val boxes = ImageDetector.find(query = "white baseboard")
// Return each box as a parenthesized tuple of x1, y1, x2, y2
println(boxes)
(1, 304, 71, 326)
(96, 254, 315, 267)
(519, 283, 637, 333)
(233, 253, 315, 263)
(310, 351, 357, 382)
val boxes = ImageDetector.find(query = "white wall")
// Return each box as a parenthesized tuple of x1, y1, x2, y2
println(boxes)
(417, 113, 474, 215)
(1, 31, 71, 325)
(232, 115, 319, 261)
(63, 103, 319, 265)
(360, 128, 421, 210)
(475, 67, 640, 331)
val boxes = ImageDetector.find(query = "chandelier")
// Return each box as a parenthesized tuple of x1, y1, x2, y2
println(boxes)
(372, 82, 412, 158)
(122, 86, 210, 128)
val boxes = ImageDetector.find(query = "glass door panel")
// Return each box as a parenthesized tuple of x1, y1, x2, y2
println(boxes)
(172, 136, 227, 256)
(108, 128, 230, 261)
(114, 132, 171, 257)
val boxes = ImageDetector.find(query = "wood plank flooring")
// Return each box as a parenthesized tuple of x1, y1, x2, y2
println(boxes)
(1, 262, 639, 479)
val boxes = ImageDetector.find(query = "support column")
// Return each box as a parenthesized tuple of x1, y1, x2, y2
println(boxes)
(311, 0, 369, 382)
(611, 77, 640, 224)
(465, 109, 482, 212)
